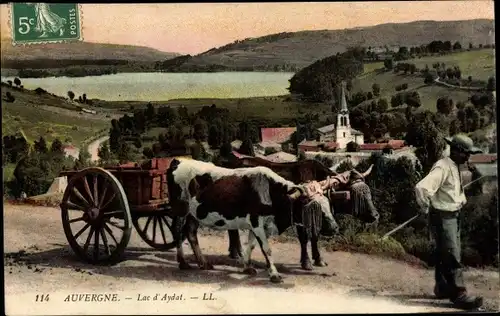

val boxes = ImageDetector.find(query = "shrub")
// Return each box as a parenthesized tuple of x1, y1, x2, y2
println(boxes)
(7, 152, 74, 198)
(4, 92, 15, 102)
(35, 87, 47, 95)
(351, 233, 406, 257)
(372, 83, 381, 96)
(313, 154, 333, 168)
(424, 73, 436, 84)
(336, 160, 354, 173)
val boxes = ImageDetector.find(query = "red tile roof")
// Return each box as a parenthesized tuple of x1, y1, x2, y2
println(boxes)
(298, 145, 320, 152)
(324, 142, 338, 149)
(299, 140, 321, 146)
(388, 140, 406, 148)
(260, 127, 296, 144)
(469, 154, 497, 164)
(359, 143, 389, 151)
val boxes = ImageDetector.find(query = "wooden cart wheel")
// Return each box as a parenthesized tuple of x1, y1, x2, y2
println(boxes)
(60, 167, 132, 264)
(132, 212, 177, 250)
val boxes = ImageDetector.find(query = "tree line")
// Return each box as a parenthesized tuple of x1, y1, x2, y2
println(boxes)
(3, 135, 90, 197)
(288, 47, 365, 103)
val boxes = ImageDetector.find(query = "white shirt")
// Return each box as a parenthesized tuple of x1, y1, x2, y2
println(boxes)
(415, 157, 466, 212)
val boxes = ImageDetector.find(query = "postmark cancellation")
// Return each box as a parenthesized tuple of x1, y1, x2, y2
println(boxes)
(10, 3, 82, 45)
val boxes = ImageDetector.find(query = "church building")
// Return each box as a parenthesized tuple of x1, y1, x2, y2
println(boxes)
(316, 82, 364, 149)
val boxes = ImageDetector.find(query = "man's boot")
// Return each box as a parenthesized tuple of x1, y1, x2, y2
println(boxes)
(434, 284, 450, 299)
(451, 292, 484, 310)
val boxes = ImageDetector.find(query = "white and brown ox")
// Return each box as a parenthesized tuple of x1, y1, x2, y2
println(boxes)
(222, 157, 379, 270)
(166, 158, 338, 283)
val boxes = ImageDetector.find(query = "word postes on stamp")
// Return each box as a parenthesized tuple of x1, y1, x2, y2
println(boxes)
(11, 3, 82, 45)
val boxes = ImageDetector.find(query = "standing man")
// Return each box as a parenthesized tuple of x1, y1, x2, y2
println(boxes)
(414, 134, 484, 310)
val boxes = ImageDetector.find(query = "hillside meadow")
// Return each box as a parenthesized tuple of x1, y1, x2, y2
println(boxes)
(171, 19, 494, 71)
(1, 85, 111, 146)
(353, 49, 495, 112)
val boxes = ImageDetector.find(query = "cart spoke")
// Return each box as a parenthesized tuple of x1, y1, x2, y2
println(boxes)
(161, 216, 173, 230)
(64, 201, 86, 211)
(82, 176, 95, 206)
(103, 223, 119, 245)
(72, 187, 91, 208)
(158, 216, 167, 244)
(107, 219, 125, 230)
(101, 227, 111, 256)
(152, 217, 157, 244)
(74, 223, 91, 239)
(93, 228, 100, 261)
(143, 216, 153, 234)
(93, 174, 99, 208)
(83, 226, 96, 253)
(98, 181, 109, 208)
(69, 216, 84, 224)
(101, 191, 116, 210)
(102, 211, 124, 218)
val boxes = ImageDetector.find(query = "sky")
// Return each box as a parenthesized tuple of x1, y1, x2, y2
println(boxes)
(0, 2, 495, 54)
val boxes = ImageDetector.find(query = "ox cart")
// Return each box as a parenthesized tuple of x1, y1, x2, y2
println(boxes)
(58, 157, 184, 265)
(58, 155, 355, 266)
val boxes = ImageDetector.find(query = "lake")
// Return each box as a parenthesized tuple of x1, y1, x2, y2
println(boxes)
(1, 72, 295, 101)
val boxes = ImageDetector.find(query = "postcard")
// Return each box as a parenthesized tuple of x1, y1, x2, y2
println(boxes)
(2, 2, 497, 315)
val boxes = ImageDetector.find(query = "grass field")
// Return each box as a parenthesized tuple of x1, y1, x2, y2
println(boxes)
(1, 85, 111, 146)
(353, 49, 495, 112)
(360, 49, 494, 80)
(409, 49, 495, 81)
(100, 96, 331, 121)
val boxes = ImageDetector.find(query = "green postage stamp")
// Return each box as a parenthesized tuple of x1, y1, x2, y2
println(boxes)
(10, 3, 82, 44)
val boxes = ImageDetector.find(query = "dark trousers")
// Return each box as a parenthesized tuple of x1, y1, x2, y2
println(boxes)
(429, 208, 467, 300)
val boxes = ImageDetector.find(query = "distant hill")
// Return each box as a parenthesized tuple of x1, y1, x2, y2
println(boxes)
(0, 39, 180, 62)
(162, 19, 495, 72)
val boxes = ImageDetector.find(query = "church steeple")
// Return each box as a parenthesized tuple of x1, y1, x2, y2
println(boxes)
(339, 81, 348, 113)
(336, 81, 351, 138)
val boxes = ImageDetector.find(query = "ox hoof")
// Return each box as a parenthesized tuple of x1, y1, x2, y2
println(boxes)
(270, 274, 283, 284)
(200, 262, 214, 270)
(301, 261, 314, 271)
(179, 262, 193, 270)
(228, 252, 243, 260)
(243, 267, 258, 276)
(313, 260, 328, 267)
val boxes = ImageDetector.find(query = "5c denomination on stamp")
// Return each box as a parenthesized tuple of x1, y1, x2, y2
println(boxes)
(10, 3, 82, 45)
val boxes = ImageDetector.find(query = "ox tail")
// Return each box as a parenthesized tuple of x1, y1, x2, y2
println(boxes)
(302, 199, 323, 239)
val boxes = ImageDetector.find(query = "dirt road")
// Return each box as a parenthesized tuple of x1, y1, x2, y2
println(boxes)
(4, 204, 498, 315)
(87, 136, 110, 162)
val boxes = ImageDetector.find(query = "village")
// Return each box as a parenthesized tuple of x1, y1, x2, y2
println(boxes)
(226, 85, 497, 178)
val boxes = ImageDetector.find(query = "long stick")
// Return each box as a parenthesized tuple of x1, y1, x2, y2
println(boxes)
(382, 215, 420, 240)
(381, 175, 488, 240)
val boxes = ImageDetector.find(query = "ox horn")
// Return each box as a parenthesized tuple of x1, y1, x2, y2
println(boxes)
(288, 187, 304, 200)
(361, 164, 374, 178)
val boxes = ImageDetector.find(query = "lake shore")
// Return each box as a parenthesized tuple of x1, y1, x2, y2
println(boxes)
(1, 72, 295, 102)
